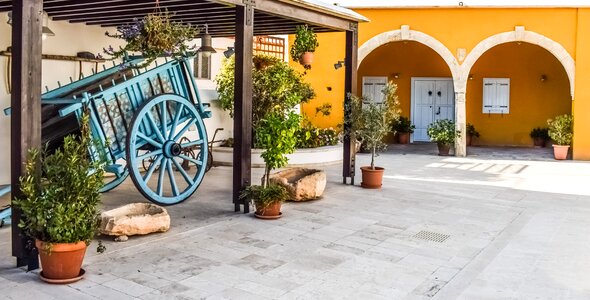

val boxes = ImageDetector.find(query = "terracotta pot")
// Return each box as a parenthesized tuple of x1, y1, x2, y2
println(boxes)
(553, 145, 570, 160)
(466, 135, 472, 146)
(36, 240, 87, 280)
(254, 201, 282, 219)
(397, 132, 410, 144)
(360, 166, 385, 189)
(437, 143, 451, 156)
(299, 52, 314, 66)
(533, 137, 546, 148)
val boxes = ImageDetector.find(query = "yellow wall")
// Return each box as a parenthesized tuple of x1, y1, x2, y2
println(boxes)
(358, 41, 452, 119)
(467, 42, 571, 146)
(289, 32, 346, 129)
(573, 9, 590, 160)
(295, 7, 590, 158)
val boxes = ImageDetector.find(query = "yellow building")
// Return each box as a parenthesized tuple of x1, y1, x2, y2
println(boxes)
(293, 5, 590, 160)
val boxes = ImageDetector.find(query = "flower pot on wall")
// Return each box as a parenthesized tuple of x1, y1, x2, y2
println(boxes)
(437, 143, 451, 156)
(299, 52, 314, 67)
(552, 145, 569, 160)
(36, 240, 87, 283)
(397, 132, 410, 144)
(360, 166, 384, 189)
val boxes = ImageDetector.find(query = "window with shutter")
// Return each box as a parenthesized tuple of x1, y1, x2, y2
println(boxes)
(482, 78, 510, 114)
(362, 76, 388, 104)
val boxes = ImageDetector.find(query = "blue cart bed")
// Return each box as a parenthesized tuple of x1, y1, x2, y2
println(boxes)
(6, 58, 211, 205)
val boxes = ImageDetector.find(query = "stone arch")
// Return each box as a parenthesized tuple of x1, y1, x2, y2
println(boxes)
(358, 26, 461, 91)
(461, 27, 575, 98)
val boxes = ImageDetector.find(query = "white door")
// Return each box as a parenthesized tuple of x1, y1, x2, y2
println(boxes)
(411, 78, 455, 142)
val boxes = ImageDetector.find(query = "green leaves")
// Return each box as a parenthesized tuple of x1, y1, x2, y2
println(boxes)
(427, 119, 461, 145)
(14, 114, 105, 245)
(215, 55, 315, 132)
(547, 114, 573, 146)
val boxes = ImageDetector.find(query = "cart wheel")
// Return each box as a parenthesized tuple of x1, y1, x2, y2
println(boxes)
(100, 168, 129, 193)
(126, 94, 208, 205)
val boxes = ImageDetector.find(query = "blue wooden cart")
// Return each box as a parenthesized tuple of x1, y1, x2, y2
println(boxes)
(5, 57, 211, 205)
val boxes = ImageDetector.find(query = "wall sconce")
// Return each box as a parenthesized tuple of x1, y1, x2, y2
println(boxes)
(393, 73, 400, 79)
(6, 11, 12, 25)
(468, 74, 474, 80)
(223, 46, 235, 58)
(197, 24, 216, 58)
(334, 60, 345, 70)
(540, 75, 547, 82)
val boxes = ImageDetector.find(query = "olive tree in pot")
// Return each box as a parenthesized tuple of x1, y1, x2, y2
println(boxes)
(240, 111, 300, 219)
(427, 119, 461, 156)
(14, 115, 104, 283)
(290, 24, 319, 70)
(547, 114, 573, 160)
(347, 83, 400, 189)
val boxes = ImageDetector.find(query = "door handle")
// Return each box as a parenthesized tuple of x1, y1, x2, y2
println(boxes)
(436, 107, 441, 115)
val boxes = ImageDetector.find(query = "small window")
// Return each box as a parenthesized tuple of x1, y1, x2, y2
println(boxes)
(483, 78, 510, 114)
(362, 76, 387, 104)
(193, 53, 211, 79)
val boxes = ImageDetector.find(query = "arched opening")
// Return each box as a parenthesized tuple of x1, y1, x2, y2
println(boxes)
(466, 42, 572, 146)
(358, 41, 455, 143)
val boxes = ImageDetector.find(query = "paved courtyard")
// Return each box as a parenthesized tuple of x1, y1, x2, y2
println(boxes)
(1, 145, 590, 299)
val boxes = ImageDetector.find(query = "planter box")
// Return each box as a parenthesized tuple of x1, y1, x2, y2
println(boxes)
(212, 144, 343, 168)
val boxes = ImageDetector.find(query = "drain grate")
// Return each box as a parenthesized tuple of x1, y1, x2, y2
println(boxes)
(413, 230, 450, 243)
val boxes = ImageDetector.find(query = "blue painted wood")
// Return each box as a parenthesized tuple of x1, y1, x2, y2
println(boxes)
(0, 207, 11, 226)
(6, 57, 210, 202)
(126, 94, 208, 205)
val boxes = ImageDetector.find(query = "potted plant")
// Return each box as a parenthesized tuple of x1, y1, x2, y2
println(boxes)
(427, 119, 461, 156)
(240, 111, 300, 218)
(392, 116, 415, 144)
(347, 83, 400, 189)
(13, 115, 105, 283)
(466, 123, 480, 146)
(547, 114, 573, 160)
(290, 24, 319, 70)
(104, 10, 198, 68)
(529, 127, 550, 148)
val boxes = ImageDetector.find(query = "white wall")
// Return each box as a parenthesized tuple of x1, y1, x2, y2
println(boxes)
(0, 15, 234, 184)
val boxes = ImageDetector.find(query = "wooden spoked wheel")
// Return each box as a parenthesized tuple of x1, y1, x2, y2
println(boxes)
(126, 94, 208, 205)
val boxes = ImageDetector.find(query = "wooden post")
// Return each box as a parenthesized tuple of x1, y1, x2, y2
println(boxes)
(233, 3, 254, 213)
(11, 0, 43, 270)
(343, 25, 358, 185)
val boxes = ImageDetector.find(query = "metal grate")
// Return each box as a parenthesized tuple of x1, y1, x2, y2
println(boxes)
(413, 230, 450, 243)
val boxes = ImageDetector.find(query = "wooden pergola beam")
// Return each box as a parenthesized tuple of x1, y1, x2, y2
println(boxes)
(232, 2, 253, 213)
(11, 0, 42, 271)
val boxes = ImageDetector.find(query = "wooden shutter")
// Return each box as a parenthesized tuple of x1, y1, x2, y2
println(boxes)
(483, 78, 510, 114)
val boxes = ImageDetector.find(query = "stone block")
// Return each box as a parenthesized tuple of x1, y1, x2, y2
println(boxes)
(100, 203, 170, 237)
(269, 168, 326, 201)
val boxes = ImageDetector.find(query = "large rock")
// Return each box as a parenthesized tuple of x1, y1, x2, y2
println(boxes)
(100, 203, 170, 237)
(269, 168, 326, 201)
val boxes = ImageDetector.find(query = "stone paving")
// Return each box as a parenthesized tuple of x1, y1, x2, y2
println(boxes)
(1, 144, 590, 299)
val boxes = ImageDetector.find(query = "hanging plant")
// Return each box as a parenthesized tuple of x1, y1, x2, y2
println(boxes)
(104, 10, 199, 68)
(290, 25, 319, 70)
